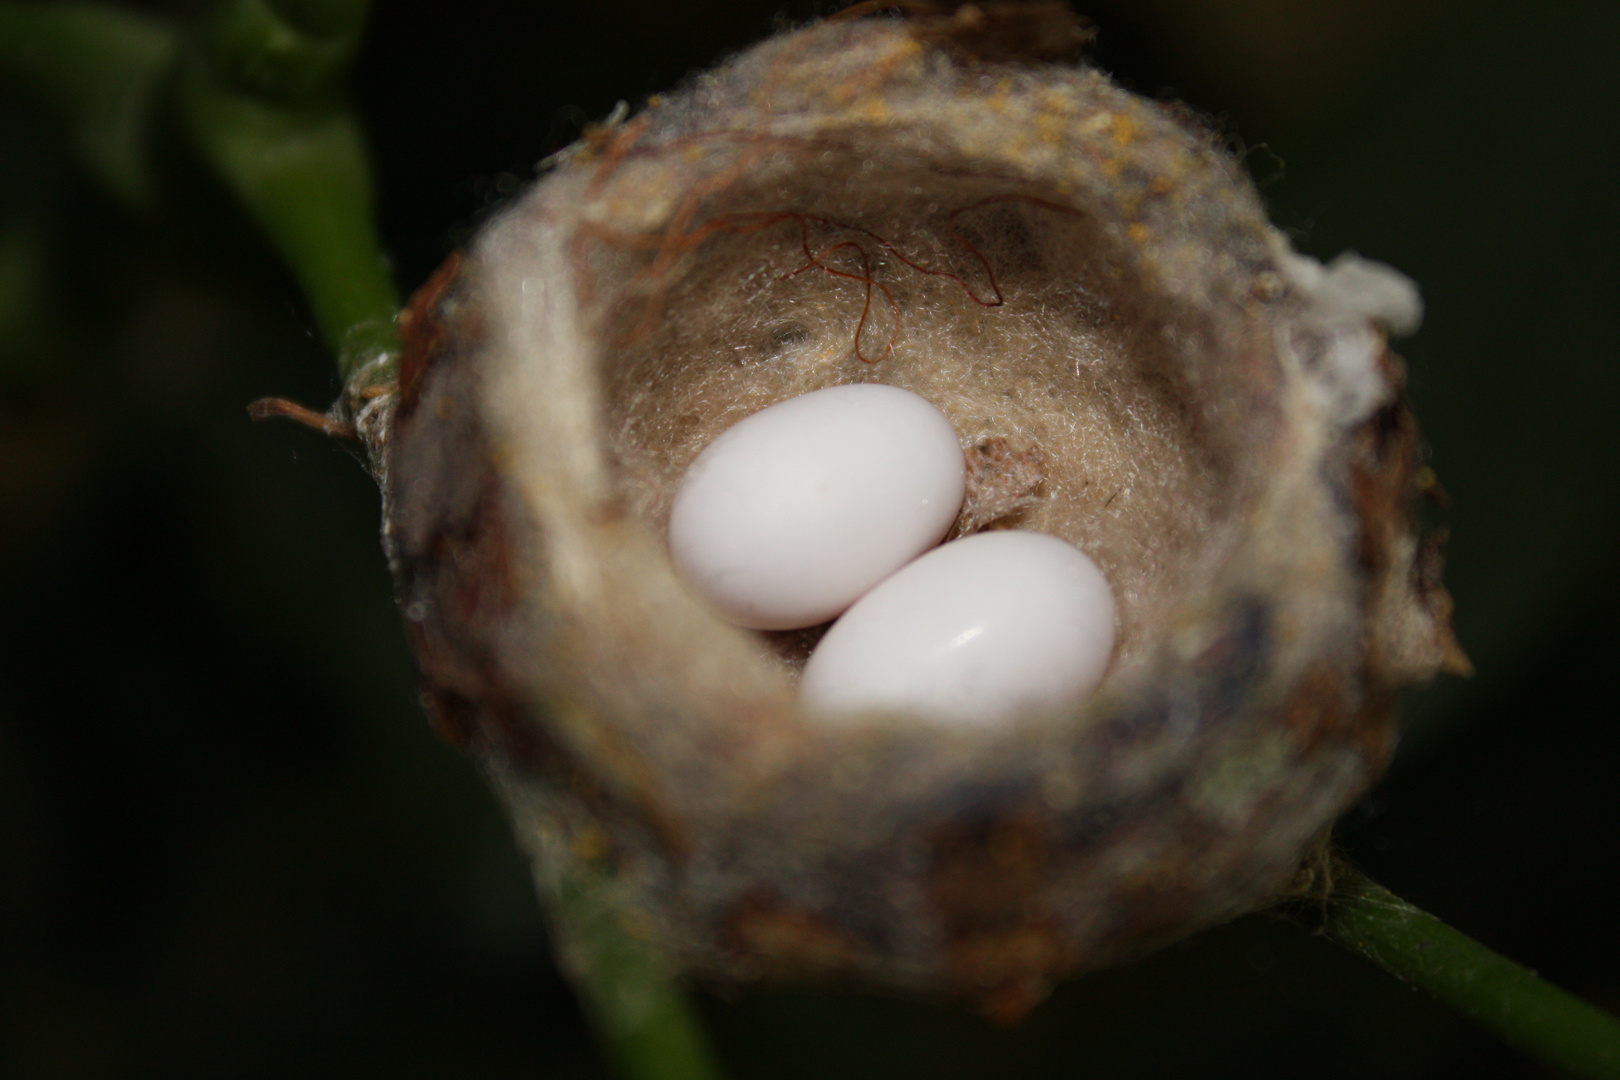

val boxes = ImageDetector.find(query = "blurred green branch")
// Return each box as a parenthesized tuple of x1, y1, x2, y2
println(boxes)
(538, 854, 726, 1080)
(0, 5, 722, 1078)
(0, 0, 396, 374)
(0, 1, 174, 206)
(180, 0, 396, 377)
(1282, 856, 1620, 1079)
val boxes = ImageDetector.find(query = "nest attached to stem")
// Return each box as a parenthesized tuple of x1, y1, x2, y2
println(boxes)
(351, 6, 1466, 1017)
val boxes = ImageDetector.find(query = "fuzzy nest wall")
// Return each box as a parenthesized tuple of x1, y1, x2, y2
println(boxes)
(368, 8, 1465, 1016)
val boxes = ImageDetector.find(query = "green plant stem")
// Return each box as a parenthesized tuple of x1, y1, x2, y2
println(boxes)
(1300, 858, 1620, 1079)
(184, 8, 725, 1078)
(179, 62, 397, 375)
(539, 861, 726, 1080)
(180, 0, 396, 376)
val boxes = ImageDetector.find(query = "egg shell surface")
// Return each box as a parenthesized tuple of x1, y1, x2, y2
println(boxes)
(667, 384, 966, 631)
(799, 530, 1117, 725)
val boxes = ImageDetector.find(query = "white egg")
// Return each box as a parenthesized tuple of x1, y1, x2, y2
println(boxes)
(799, 530, 1116, 725)
(668, 384, 966, 631)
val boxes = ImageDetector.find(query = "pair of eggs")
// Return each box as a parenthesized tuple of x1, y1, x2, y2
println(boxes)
(667, 384, 1117, 725)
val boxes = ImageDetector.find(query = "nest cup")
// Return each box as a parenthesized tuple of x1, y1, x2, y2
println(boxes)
(368, 8, 1465, 1015)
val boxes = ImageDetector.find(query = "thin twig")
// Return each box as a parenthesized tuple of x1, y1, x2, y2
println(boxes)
(1280, 855, 1620, 1079)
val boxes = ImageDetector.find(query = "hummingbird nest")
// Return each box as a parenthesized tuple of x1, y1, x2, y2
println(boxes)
(347, 4, 1466, 1018)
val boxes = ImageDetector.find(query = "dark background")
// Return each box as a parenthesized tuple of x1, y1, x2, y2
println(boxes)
(2, 0, 1617, 1076)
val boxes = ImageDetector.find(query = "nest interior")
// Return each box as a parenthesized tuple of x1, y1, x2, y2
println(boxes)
(591, 146, 1280, 688)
